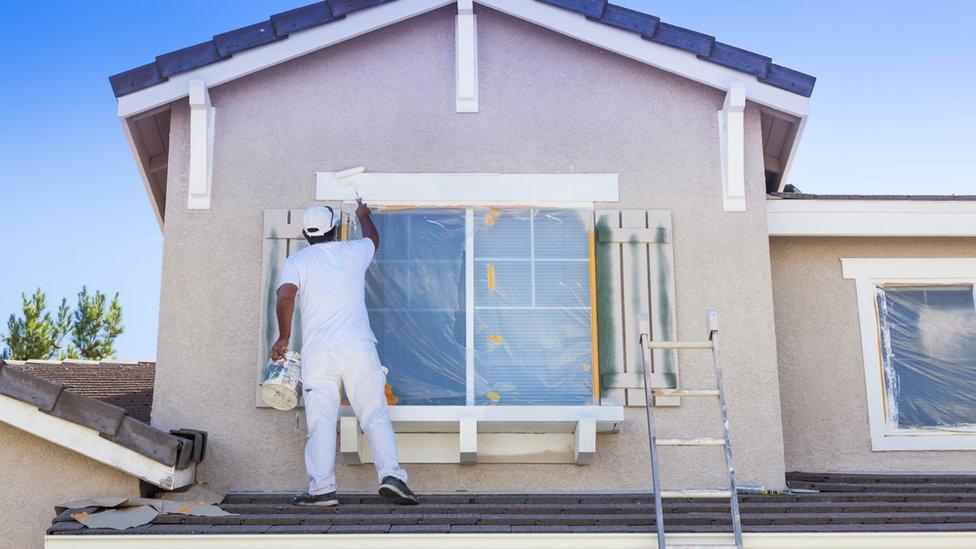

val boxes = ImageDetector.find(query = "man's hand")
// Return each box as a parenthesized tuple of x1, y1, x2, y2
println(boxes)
(270, 338, 289, 362)
(355, 198, 371, 219)
(357, 198, 380, 250)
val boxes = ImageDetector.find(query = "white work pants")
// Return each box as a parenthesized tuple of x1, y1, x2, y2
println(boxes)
(301, 338, 407, 495)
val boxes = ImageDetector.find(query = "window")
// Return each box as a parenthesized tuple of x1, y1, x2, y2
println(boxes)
(355, 208, 595, 406)
(842, 258, 976, 450)
(365, 210, 467, 405)
(875, 286, 976, 431)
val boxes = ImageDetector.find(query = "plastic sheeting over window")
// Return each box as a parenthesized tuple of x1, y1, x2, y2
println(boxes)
(351, 207, 594, 406)
(364, 210, 467, 405)
(473, 209, 594, 405)
(875, 285, 976, 431)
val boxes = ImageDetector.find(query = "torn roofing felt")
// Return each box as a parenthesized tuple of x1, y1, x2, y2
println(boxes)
(0, 361, 205, 470)
(108, 0, 815, 99)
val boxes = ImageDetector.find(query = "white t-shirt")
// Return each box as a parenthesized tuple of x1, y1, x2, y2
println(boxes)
(278, 238, 377, 355)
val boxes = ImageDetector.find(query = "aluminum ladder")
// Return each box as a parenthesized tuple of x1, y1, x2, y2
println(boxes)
(639, 310, 743, 549)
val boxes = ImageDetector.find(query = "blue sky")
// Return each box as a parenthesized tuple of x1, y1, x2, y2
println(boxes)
(0, 1, 973, 360)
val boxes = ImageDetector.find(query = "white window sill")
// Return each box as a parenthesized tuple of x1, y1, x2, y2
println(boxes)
(338, 405, 623, 465)
(872, 433, 976, 451)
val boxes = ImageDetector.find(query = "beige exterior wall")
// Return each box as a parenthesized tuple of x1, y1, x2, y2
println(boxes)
(770, 236, 976, 472)
(153, 6, 787, 493)
(0, 423, 138, 549)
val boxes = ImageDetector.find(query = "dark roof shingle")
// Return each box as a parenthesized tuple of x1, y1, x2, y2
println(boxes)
(47, 473, 976, 536)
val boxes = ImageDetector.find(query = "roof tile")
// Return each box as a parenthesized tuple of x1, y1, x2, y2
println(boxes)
(155, 41, 226, 79)
(760, 63, 816, 97)
(700, 42, 771, 78)
(328, 0, 394, 18)
(213, 21, 283, 57)
(270, 2, 341, 37)
(536, 0, 607, 19)
(49, 389, 126, 437)
(587, 3, 658, 37)
(103, 416, 181, 467)
(0, 364, 63, 411)
(649, 22, 715, 56)
(109, 63, 166, 98)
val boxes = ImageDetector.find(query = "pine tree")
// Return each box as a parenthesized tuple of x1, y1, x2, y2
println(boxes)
(66, 287, 124, 360)
(1, 289, 71, 360)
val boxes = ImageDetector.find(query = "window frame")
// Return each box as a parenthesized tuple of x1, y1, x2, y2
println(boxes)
(842, 258, 976, 451)
(348, 205, 600, 407)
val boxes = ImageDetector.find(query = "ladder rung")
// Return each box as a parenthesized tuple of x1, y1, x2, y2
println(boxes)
(656, 437, 725, 446)
(652, 388, 720, 397)
(666, 545, 739, 549)
(660, 489, 733, 499)
(644, 340, 714, 350)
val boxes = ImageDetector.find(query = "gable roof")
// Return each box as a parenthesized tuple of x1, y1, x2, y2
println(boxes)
(112, 0, 815, 227)
(0, 360, 205, 489)
(109, 0, 815, 100)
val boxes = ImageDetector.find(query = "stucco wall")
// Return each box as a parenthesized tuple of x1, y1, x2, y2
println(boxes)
(771, 236, 976, 472)
(153, 5, 786, 493)
(0, 423, 138, 549)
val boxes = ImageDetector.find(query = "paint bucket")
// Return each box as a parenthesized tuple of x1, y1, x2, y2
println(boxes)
(260, 351, 302, 410)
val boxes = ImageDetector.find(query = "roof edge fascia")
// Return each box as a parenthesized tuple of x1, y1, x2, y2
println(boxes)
(43, 531, 976, 548)
(767, 198, 976, 237)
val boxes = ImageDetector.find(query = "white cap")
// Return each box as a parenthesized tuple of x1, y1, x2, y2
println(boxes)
(303, 205, 340, 236)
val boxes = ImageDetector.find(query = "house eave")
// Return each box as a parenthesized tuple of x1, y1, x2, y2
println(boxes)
(767, 198, 976, 237)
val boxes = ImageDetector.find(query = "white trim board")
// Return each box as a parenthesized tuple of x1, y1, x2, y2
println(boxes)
(0, 394, 195, 490)
(44, 531, 976, 549)
(337, 407, 617, 464)
(316, 172, 619, 205)
(115, 0, 810, 119)
(767, 199, 976, 237)
(339, 404, 623, 433)
(842, 258, 976, 451)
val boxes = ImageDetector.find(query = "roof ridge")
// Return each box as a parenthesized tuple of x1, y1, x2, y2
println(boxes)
(109, 0, 815, 99)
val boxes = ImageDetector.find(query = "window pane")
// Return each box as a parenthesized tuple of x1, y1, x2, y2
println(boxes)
(474, 309, 594, 405)
(474, 209, 530, 258)
(474, 260, 532, 307)
(876, 285, 976, 430)
(533, 210, 590, 259)
(474, 208, 594, 405)
(535, 261, 591, 307)
(361, 209, 467, 405)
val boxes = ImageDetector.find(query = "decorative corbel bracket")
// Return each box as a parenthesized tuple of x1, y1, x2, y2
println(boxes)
(718, 82, 746, 212)
(455, 0, 478, 113)
(187, 80, 215, 209)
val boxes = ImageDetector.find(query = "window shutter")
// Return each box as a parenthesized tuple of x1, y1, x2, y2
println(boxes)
(594, 210, 679, 407)
(255, 208, 306, 407)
